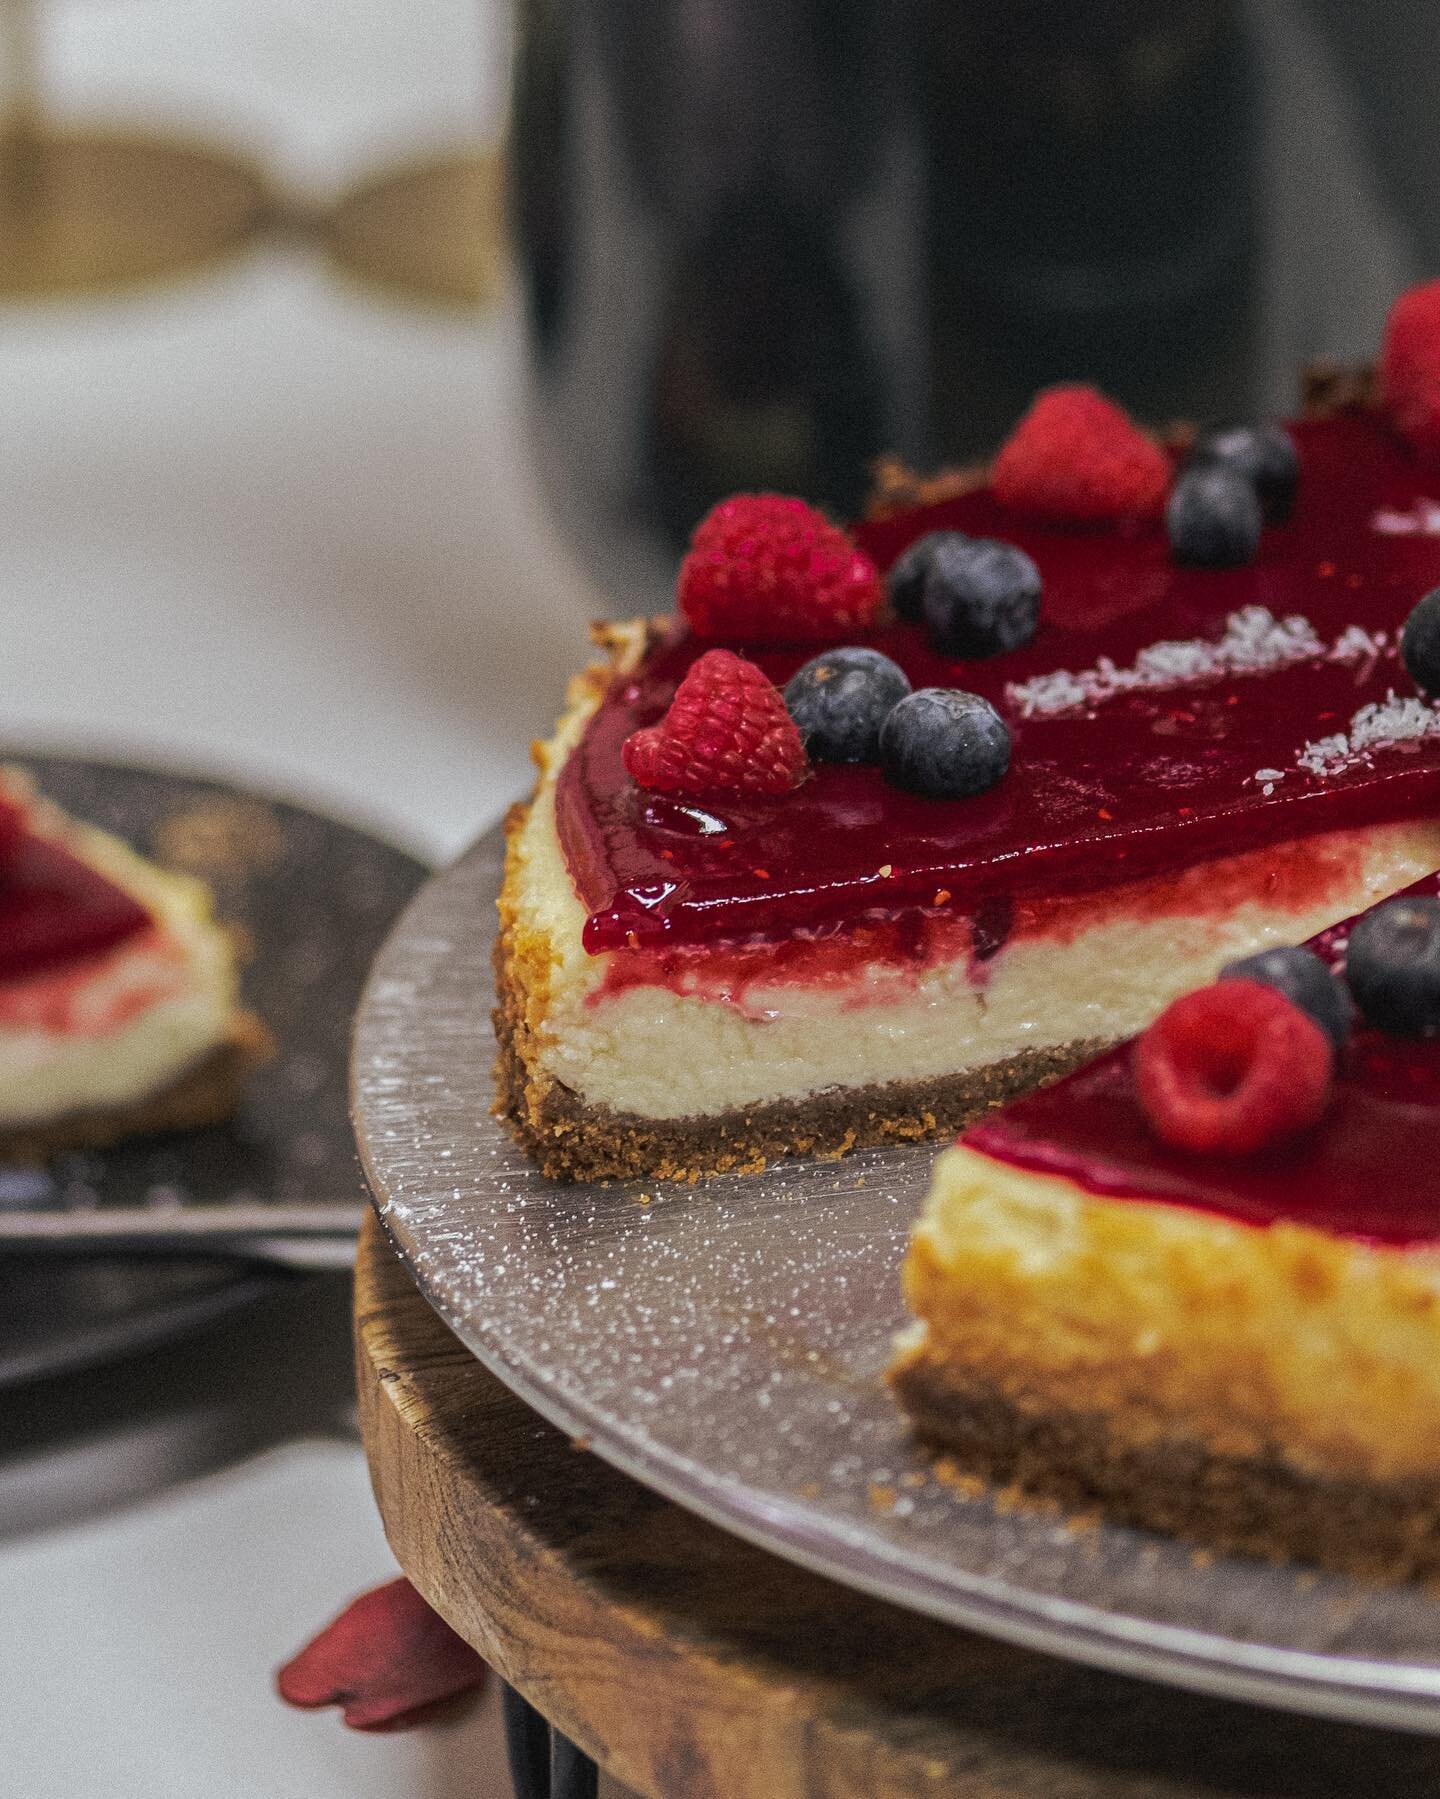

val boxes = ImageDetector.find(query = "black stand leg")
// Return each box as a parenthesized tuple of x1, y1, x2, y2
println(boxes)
(501, 1681, 600, 1799)
(552, 1727, 600, 1799)
(502, 1683, 552, 1799)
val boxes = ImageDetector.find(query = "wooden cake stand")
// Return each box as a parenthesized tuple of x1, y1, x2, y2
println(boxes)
(354, 1212, 1440, 1798)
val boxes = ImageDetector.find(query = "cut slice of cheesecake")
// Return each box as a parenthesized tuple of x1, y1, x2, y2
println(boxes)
(891, 870, 1440, 1581)
(497, 402, 1440, 1182)
(0, 769, 271, 1160)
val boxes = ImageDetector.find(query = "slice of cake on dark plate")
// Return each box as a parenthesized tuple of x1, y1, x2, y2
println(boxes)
(891, 867, 1440, 1581)
(0, 768, 270, 1160)
(497, 282, 1440, 1181)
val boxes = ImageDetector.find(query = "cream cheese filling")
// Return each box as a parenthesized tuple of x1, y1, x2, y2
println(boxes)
(900, 1145, 1440, 1485)
(0, 798, 237, 1127)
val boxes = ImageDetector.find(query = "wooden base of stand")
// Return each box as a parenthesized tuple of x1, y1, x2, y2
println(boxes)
(353, 1212, 1440, 1798)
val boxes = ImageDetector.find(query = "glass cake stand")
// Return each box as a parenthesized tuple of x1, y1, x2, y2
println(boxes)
(353, 820, 1440, 1737)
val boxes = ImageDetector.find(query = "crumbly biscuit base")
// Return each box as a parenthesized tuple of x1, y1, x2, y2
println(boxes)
(493, 873, 1105, 1180)
(889, 1349, 1440, 1584)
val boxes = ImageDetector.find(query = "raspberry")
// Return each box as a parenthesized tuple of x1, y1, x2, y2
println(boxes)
(1134, 980, 1333, 1156)
(991, 384, 1171, 524)
(622, 648, 808, 796)
(1380, 280, 1440, 465)
(678, 494, 883, 644)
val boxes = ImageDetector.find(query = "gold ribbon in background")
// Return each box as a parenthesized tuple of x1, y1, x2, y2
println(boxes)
(0, 0, 503, 307)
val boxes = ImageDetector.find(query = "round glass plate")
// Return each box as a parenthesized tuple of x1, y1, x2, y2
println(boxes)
(0, 754, 427, 1386)
(353, 824, 1440, 1735)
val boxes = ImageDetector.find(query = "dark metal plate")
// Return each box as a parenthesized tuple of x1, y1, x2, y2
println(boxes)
(353, 825, 1440, 1735)
(0, 1252, 278, 1388)
(0, 754, 427, 1383)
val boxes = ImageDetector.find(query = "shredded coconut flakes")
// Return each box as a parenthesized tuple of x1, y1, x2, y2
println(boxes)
(1005, 606, 1376, 718)
(1373, 499, 1440, 536)
(1295, 692, 1440, 777)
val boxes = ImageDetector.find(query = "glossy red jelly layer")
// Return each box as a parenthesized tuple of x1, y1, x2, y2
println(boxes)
(0, 829, 151, 981)
(558, 414, 1440, 956)
(592, 825, 1382, 1012)
(965, 870, 1440, 1246)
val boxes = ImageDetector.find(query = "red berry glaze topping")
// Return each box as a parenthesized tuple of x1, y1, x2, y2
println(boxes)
(1380, 279, 1440, 466)
(678, 494, 883, 644)
(991, 383, 1171, 525)
(1134, 979, 1334, 1156)
(621, 647, 808, 797)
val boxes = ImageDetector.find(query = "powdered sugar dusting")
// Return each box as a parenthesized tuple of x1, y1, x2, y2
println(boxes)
(1296, 692, 1440, 777)
(1005, 607, 1380, 718)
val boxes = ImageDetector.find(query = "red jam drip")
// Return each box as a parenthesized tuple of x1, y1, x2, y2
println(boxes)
(965, 871, 1440, 1246)
(0, 827, 151, 980)
(558, 415, 1440, 955)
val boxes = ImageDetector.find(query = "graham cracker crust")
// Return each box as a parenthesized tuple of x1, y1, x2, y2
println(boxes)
(492, 912, 1105, 1181)
(0, 1008, 273, 1162)
(889, 1355, 1440, 1585)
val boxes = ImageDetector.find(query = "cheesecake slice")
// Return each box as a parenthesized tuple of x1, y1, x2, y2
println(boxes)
(0, 770, 270, 1160)
(892, 870, 1440, 1581)
(498, 399, 1440, 1182)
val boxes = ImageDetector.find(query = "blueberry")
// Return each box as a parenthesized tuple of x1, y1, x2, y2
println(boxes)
(783, 646, 911, 763)
(1345, 897, 1440, 1036)
(1190, 422, 1298, 522)
(1166, 463, 1263, 568)
(1219, 945, 1354, 1053)
(887, 532, 966, 624)
(879, 688, 1011, 799)
(920, 537, 1042, 659)
(1401, 588, 1440, 698)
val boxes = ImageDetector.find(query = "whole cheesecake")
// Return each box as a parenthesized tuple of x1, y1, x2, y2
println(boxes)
(891, 868, 1440, 1581)
(497, 385, 1440, 1180)
(0, 769, 269, 1158)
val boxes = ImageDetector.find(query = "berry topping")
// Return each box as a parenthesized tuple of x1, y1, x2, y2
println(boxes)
(1401, 586, 1440, 697)
(1165, 462, 1262, 567)
(878, 688, 1011, 799)
(990, 383, 1171, 524)
(1345, 896, 1440, 1036)
(1219, 945, 1354, 1053)
(887, 531, 965, 623)
(1380, 279, 1440, 465)
(784, 646, 911, 763)
(622, 648, 808, 797)
(920, 536, 1042, 659)
(1135, 981, 1334, 1156)
(1188, 422, 1298, 522)
(678, 494, 883, 644)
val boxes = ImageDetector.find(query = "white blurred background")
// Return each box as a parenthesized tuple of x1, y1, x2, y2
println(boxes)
(0, 0, 598, 867)
(0, 2, 609, 1794)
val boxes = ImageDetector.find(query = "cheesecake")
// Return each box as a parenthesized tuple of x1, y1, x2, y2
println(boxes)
(498, 395, 1440, 1182)
(497, 363, 1440, 1181)
(892, 869, 1440, 1581)
(0, 769, 270, 1159)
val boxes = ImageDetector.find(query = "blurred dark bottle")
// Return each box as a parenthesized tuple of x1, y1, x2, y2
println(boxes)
(510, 0, 1258, 610)
(923, 1, 1257, 452)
